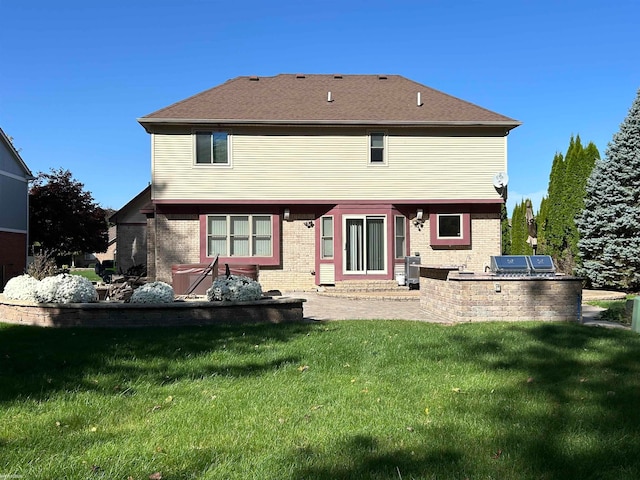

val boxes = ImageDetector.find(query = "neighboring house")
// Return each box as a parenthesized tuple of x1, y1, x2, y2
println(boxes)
(109, 185, 150, 274)
(0, 127, 34, 289)
(91, 225, 117, 265)
(137, 74, 520, 292)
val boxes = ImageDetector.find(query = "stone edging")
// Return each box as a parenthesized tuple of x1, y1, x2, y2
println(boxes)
(0, 295, 306, 328)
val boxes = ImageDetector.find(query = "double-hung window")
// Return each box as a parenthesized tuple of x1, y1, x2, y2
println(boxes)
(394, 216, 406, 259)
(369, 131, 386, 164)
(195, 131, 230, 165)
(207, 215, 272, 257)
(321, 216, 334, 259)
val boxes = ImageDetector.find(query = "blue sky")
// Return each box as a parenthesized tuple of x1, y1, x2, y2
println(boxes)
(1, 0, 638, 214)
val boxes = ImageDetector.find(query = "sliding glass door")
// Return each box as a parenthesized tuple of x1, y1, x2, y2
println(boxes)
(344, 216, 387, 274)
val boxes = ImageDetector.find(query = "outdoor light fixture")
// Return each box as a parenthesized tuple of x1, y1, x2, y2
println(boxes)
(413, 209, 425, 230)
(284, 208, 290, 221)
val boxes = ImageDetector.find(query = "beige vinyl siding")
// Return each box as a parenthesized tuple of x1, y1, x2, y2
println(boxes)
(151, 129, 506, 201)
(152, 133, 193, 200)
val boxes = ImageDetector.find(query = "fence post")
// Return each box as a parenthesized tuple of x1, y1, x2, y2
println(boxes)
(632, 297, 640, 333)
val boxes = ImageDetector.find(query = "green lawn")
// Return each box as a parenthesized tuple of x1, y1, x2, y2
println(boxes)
(588, 297, 637, 325)
(1, 320, 640, 479)
(69, 267, 102, 283)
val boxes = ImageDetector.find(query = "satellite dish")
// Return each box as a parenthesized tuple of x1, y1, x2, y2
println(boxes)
(493, 172, 509, 189)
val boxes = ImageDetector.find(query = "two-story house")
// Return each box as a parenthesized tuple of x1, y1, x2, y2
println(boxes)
(0, 127, 34, 289)
(137, 74, 520, 292)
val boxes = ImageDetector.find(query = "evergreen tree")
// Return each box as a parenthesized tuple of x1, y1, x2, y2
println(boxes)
(501, 203, 511, 254)
(537, 196, 549, 253)
(541, 152, 566, 258)
(536, 137, 599, 272)
(564, 140, 599, 268)
(510, 200, 533, 255)
(577, 89, 640, 290)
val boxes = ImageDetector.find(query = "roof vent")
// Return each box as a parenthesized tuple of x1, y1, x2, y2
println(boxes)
(327, 91, 333, 102)
(417, 92, 423, 107)
(249, 76, 259, 81)
(296, 74, 306, 79)
(377, 75, 388, 80)
(333, 74, 343, 79)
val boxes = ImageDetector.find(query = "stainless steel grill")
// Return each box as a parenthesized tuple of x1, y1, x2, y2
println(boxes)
(490, 255, 556, 277)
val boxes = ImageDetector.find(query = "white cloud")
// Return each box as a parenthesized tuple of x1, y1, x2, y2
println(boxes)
(506, 190, 547, 215)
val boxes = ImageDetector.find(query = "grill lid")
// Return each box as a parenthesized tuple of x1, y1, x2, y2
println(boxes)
(490, 255, 530, 274)
(490, 255, 556, 276)
(527, 255, 556, 273)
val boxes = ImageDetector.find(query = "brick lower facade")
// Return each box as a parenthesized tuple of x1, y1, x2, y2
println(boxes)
(114, 224, 147, 274)
(411, 213, 500, 273)
(148, 209, 502, 294)
(0, 231, 27, 290)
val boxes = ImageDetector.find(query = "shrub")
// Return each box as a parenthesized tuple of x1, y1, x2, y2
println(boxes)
(2, 274, 40, 302)
(129, 281, 174, 304)
(34, 273, 98, 304)
(26, 252, 58, 280)
(207, 275, 263, 302)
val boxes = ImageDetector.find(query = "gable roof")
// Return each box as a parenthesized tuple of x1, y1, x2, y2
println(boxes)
(138, 74, 521, 130)
(0, 127, 34, 179)
(109, 185, 151, 224)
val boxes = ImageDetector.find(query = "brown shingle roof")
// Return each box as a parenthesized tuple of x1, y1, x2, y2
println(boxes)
(139, 74, 521, 128)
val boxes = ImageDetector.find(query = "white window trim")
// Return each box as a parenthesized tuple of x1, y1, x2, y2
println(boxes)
(342, 214, 388, 275)
(192, 129, 233, 168)
(436, 213, 464, 239)
(367, 130, 388, 166)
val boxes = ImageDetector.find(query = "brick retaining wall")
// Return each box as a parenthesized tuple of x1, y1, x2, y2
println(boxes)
(0, 295, 305, 328)
(419, 267, 583, 323)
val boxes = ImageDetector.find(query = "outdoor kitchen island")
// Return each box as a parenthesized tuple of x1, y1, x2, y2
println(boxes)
(418, 261, 583, 323)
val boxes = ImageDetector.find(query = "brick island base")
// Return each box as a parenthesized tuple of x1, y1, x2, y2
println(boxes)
(0, 295, 305, 328)
(419, 266, 583, 323)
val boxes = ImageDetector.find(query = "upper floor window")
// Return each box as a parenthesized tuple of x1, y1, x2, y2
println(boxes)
(369, 131, 386, 164)
(195, 131, 229, 165)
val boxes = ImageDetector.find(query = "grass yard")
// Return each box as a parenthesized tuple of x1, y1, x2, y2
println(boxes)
(1, 320, 640, 479)
(69, 268, 103, 283)
(588, 296, 637, 326)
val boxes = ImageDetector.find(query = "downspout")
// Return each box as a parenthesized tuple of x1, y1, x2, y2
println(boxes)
(25, 174, 36, 272)
(154, 202, 158, 281)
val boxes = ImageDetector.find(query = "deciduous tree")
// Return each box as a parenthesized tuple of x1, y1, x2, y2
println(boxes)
(29, 168, 108, 260)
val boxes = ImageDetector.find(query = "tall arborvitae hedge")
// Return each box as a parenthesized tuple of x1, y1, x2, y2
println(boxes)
(577, 89, 640, 290)
(537, 196, 548, 253)
(501, 203, 511, 254)
(510, 200, 534, 255)
(539, 151, 566, 259)
(536, 136, 599, 272)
